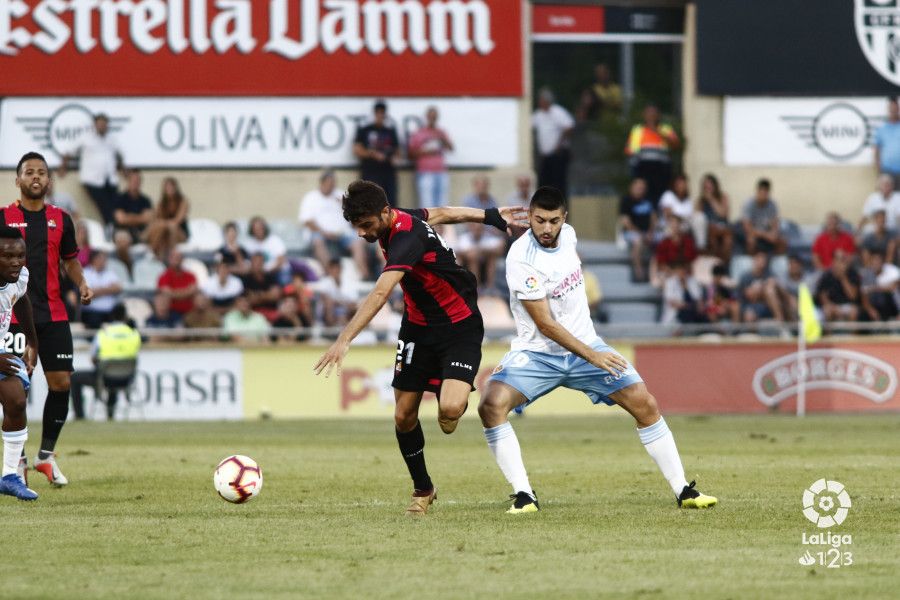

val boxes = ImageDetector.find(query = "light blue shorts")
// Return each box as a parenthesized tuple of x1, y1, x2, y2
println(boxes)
(0, 356, 31, 392)
(488, 341, 642, 410)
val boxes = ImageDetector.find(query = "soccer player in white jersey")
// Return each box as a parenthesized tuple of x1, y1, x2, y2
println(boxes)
(0, 226, 39, 501)
(478, 187, 717, 513)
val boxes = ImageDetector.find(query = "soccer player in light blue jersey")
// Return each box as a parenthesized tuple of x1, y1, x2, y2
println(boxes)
(478, 187, 717, 513)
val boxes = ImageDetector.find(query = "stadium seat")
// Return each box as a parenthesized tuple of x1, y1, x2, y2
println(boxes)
(607, 302, 659, 325)
(184, 218, 224, 252)
(692, 255, 721, 286)
(181, 257, 210, 287)
(270, 218, 311, 254)
(577, 240, 629, 263)
(587, 265, 659, 302)
(478, 296, 515, 331)
(107, 257, 132, 288)
(123, 296, 153, 328)
(730, 255, 754, 282)
(82, 217, 114, 252)
(131, 257, 166, 292)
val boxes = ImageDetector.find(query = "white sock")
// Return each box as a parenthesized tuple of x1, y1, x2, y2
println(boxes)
(637, 417, 688, 496)
(484, 422, 533, 496)
(2, 428, 27, 477)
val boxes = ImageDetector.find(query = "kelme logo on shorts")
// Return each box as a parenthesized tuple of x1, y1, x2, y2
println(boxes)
(803, 479, 851, 528)
(752, 349, 897, 407)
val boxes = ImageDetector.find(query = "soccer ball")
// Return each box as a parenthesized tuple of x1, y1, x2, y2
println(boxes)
(213, 455, 263, 503)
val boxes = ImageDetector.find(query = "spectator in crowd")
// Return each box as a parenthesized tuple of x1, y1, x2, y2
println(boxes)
(271, 296, 310, 342)
(625, 104, 681, 205)
(697, 173, 733, 263)
(779, 255, 819, 322)
(157, 249, 197, 317)
(240, 253, 282, 316)
(145, 293, 183, 329)
(202, 259, 244, 311)
(507, 174, 533, 207)
(144, 177, 190, 259)
(80, 250, 123, 330)
(75, 219, 92, 267)
(222, 294, 271, 343)
(408, 106, 453, 208)
(659, 174, 705, 246)
(619, 178, 657, 282)
(69, 304, 140, 421)
(60, 113, 123, 225)
(861, 251, 900, 321)
(705, 264, 741, 323)
(651, 215, 697, 286)
(858, 174, 900, 234)
(183, 292, 222, 330)
(218, 221, 249, 275)
(47, 172, 78, 219)
(859, 209, 897, 267)
(739, 251, 786, 323)
(244, 216, 287, 279)
(282, 272, 315, 329)
(576, 63, 623, 123)
(317, 259, 359, 327)
(112, 169, 153, 274)
(740, 178, 786, 255)
(456, 175, 506, 291)
(661, 261, 708, 326)
(353, 99, 400, 206)
(532, 87, 575, 198)
(874, 97, 900, 187)
(812, 212, 856, 271)
(815, 250, 862, 323)
(299, 169, 369, 280)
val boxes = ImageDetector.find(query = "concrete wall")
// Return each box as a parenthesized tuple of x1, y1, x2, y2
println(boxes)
(681, 4, 876, 227)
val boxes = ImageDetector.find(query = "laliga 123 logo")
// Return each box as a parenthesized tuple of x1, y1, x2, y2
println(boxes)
(798, 479, 854, 569)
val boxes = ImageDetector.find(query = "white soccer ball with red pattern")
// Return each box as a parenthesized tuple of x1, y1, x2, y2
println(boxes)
(214, 455, 263, 503)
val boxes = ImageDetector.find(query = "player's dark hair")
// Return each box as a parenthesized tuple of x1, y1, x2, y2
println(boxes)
(529, 186, 567, 213)
(342, 180, 388, 223)
(110, 303, 127, 322)
(0, 226, 23, 240)
(16, 152, 48, 176)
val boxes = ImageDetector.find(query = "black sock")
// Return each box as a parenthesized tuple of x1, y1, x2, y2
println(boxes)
(40, 389, 70, 455)
(396, 421, 432, 492)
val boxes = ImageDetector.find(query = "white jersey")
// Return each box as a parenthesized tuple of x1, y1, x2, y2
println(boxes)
(505, 225, 599, 355)
(0, 266, 28, 339)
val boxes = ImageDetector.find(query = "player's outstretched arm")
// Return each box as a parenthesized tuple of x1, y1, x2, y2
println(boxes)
(425, 206, 528, 232)
(313, 269, 404, 378)
(521, 298, 628, 376)
(12, 295, 38, 375)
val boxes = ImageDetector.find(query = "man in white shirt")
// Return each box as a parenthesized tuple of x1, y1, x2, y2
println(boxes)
(531, 88, 574, 198)
(61, 113, 123, 226)
(299, 169, 370, 280)
(479, 186, 717, 514)
(858, 173, 900, 234)
(80, 250, 123, 330)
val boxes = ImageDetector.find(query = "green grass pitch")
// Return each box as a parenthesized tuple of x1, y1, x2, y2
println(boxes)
(2, 414, 897, 599)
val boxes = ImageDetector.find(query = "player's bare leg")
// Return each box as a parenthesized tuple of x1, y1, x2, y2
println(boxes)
(610, 382, 716, 508)
(33, 370, 71, 487)
(479, 381, 539, 513)
(0, 375, 38, 500)
(436, 379, 472, 434)
(394, 389, 436, 514)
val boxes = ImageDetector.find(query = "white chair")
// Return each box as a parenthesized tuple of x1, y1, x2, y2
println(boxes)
(270, 219, 311, 253)
(83, 217, 114, 252)
(185, 218, 224, 252)
(123, 297, 153, 328)
(131, 257, 166, 291)
(478, 296, 515, 331)
(107, 257, 132, 288)
(181, 257, 209, 288)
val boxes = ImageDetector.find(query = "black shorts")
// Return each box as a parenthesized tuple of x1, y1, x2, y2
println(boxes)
(10, 321, 74, 372)
(392, 315, 484, 395)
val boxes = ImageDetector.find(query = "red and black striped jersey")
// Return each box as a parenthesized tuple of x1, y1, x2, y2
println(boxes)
(380, 209, 480, 326)
(1, 201, 78, 323)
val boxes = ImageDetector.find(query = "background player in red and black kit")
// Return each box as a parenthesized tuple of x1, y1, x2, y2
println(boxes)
(4, 152, 94, 487)
(314, 180, 525, 515)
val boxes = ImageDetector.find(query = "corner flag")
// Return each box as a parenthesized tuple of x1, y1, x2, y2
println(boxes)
(798, 283, 821, 343)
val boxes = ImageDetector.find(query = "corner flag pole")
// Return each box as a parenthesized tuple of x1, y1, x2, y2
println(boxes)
(796, 283, 820, 418)
(797, 316, 806, 418)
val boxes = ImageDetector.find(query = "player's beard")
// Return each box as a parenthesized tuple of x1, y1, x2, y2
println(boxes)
(534, 227, 562, 248)
(20, 181, 48, 201)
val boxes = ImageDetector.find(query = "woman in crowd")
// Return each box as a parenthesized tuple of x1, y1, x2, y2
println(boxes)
(697, 173, 733, 263)
(145, 177, 190, 259)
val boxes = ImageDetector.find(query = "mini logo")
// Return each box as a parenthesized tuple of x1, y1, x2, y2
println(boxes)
(524, 276, 538, 290)
(803, 479, 851, 528)
(752, 349, 897, 407)
(781, 103, 883, 161)
(855, 0, 900, 86)
(16, 103, 129, 159)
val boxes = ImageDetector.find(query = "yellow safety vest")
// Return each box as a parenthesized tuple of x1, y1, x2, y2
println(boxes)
(97, 323, 142, 360)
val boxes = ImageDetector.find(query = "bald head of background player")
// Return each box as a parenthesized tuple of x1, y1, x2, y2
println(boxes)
(7, 152, 94, 487)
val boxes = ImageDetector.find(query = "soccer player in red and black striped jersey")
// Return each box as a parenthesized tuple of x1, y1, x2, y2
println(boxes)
(2, 152, 94, 487)
(314, 180, 525, 515)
